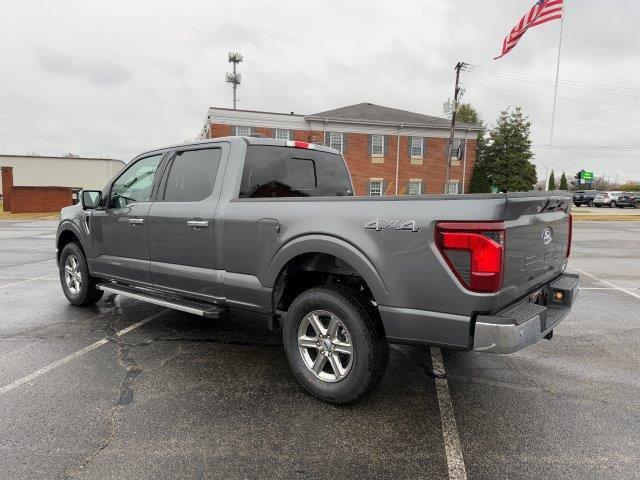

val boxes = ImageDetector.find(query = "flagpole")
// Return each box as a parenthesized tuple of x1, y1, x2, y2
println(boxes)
(547, 1, 565, 177)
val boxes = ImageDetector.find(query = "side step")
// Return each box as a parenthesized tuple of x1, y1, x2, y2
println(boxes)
(96, 283, 226, 319)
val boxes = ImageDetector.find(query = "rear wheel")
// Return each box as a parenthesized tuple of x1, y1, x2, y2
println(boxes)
(283, 285, 389, 404)
(574, 203, 582, 207)
(59, 243, 103, 306)
(587, 200, 594, 207)
(609, 201, 617, 208)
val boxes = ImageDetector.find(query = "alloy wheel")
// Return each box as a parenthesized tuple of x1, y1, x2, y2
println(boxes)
(297, 310, 354, 383)
(64, 254, 82, 295)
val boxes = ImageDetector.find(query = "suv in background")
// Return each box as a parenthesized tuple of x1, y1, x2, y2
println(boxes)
(616, 193, 639, 209)
(593, 191, 624, 208)
(572, 190, 599, 207)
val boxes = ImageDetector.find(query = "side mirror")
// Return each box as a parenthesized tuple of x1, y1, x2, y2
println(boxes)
(81, 190, 102, 210)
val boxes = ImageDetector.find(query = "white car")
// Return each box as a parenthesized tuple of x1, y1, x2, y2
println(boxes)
(593, 191, 624, 207)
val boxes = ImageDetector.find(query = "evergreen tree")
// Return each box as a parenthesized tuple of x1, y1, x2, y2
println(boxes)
(559, 172, 568, 190)
(483, 107, 537, 192)
(457, 104, 491, 193)
(548, 170, 556, 191)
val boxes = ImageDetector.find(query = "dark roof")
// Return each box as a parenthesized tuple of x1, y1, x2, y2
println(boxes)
(307, 102, 480, 130)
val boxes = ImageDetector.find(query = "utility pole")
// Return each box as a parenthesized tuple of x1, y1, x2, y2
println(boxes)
(444, 62, 465, 194)
(226, 52, 243, 109)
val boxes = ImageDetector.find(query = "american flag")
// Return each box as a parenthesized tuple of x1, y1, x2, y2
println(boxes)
(495, 0, 564, 59)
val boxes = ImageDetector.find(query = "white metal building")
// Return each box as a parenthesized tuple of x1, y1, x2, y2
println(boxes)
(0, 155, 125, 195)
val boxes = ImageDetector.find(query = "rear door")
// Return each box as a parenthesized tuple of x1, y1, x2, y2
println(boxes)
(499, 192, 572, 304)
(91, 153, 166, 284)
(147, 144, 226, 298)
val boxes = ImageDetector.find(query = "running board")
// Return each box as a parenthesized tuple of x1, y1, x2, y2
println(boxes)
(96, 283, 226, 319)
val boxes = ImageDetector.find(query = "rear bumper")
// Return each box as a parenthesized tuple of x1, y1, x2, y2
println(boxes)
(473, 273, 579, 354)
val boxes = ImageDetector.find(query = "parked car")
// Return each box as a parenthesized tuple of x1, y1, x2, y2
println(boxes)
(572, 190, 599, 207)
(616, 193, 639, 209)
(56, 136, 578, 404)
(593, 191, 624, 207)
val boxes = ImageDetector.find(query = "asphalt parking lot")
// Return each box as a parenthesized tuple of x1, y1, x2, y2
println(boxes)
(1, 220, 639, 480)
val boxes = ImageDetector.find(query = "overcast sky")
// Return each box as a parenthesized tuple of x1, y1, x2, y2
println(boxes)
(2, 0, 639, 182)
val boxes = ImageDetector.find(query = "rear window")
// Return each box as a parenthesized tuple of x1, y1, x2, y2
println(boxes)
(239, 146, 353, 198)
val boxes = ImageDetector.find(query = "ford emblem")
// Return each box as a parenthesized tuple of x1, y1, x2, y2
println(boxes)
(541, 227, 553, 245)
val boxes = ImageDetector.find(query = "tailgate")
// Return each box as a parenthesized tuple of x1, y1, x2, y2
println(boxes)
(499, 192, 572, 305)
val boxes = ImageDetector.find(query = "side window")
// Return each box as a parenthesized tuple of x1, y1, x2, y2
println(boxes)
(239, 146, 352, 198)
(109, 154, 163, 208)
(163, 148, 221, 202)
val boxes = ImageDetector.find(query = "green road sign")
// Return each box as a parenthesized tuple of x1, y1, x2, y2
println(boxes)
(580, 171, 594, 181)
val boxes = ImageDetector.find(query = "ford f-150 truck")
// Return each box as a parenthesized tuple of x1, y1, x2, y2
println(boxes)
(56, 136, 579, 403)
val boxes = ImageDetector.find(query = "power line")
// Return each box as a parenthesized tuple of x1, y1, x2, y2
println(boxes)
(461, 82, 640, 110)
(464, 64, 640, 96)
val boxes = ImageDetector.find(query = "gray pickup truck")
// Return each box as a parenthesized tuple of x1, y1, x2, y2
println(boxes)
(57, 136, 579, 403)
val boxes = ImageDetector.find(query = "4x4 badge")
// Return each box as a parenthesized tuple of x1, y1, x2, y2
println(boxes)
(365, 219, 419, 233)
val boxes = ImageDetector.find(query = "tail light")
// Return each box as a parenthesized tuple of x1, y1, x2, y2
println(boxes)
(436, 222, 505, 293)
(286, 140, 315, 149)
(566, 213, 573, 258)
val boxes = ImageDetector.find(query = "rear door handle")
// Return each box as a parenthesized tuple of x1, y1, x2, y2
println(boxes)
(129, 218, 145, 225)
(187, 219, 209, 229)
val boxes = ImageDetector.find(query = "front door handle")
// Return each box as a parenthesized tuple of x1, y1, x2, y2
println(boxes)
(129, 218, 145, 225)
(187, 219, 209, 229)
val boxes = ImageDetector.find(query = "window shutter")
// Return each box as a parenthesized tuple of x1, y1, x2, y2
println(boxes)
(289, 130, 295, 141)
(459, 140, 466, 159)
(325, 132, 331, 146)
(423, 138, 428, 158)
(342, 134, 347, 154)
(368, 135, 372, 155)
(407, 137, 412, 157)
(382, 180, 388, 195)
(365, 180, 371, 196)
(383, 136, 388, 156)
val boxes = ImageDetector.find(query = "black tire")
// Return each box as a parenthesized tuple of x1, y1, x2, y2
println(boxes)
(574, 203, 582, 208)
(283, 285, 389, 404)
(587, 201, 594, 207)
(595, 204, 601, 208)
(59, 243, 103, 306)
(609, 201, 616, 208)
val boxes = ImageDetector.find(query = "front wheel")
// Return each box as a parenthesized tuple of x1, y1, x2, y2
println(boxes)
(283, 285, 389, 404)
(59, 243, 103, 306)
(609, 201, 617, 208)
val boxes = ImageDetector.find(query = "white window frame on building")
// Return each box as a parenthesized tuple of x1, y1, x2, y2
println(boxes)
(451, 138, 465, 165)
(447, 180, 460, 194)
(236, 126, 252, 136)
(274, 129, 291, 140)
(369, 178, 383, 196)
(408, 179, 423, 195)
(410, 137, 424, 158)
(371, 134, 384, 157)
(329, 132, 344, 153)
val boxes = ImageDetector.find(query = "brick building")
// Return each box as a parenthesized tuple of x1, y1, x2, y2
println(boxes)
(200, 103, 481, 196)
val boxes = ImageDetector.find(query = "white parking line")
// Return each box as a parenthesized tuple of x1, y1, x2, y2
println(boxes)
(430, 346, 468, 480)
(0, 274, 57, 289)
(573, 267, 640, 301)
(0, 311, 165, 396)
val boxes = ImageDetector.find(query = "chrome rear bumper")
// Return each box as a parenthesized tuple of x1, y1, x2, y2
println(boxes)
(473, 273, 579, 354)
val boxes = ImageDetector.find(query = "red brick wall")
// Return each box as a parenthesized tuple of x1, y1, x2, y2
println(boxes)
(208, 123, 477, 195)
(1, 166, 13, 211)
(9, 186, 73, 213)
